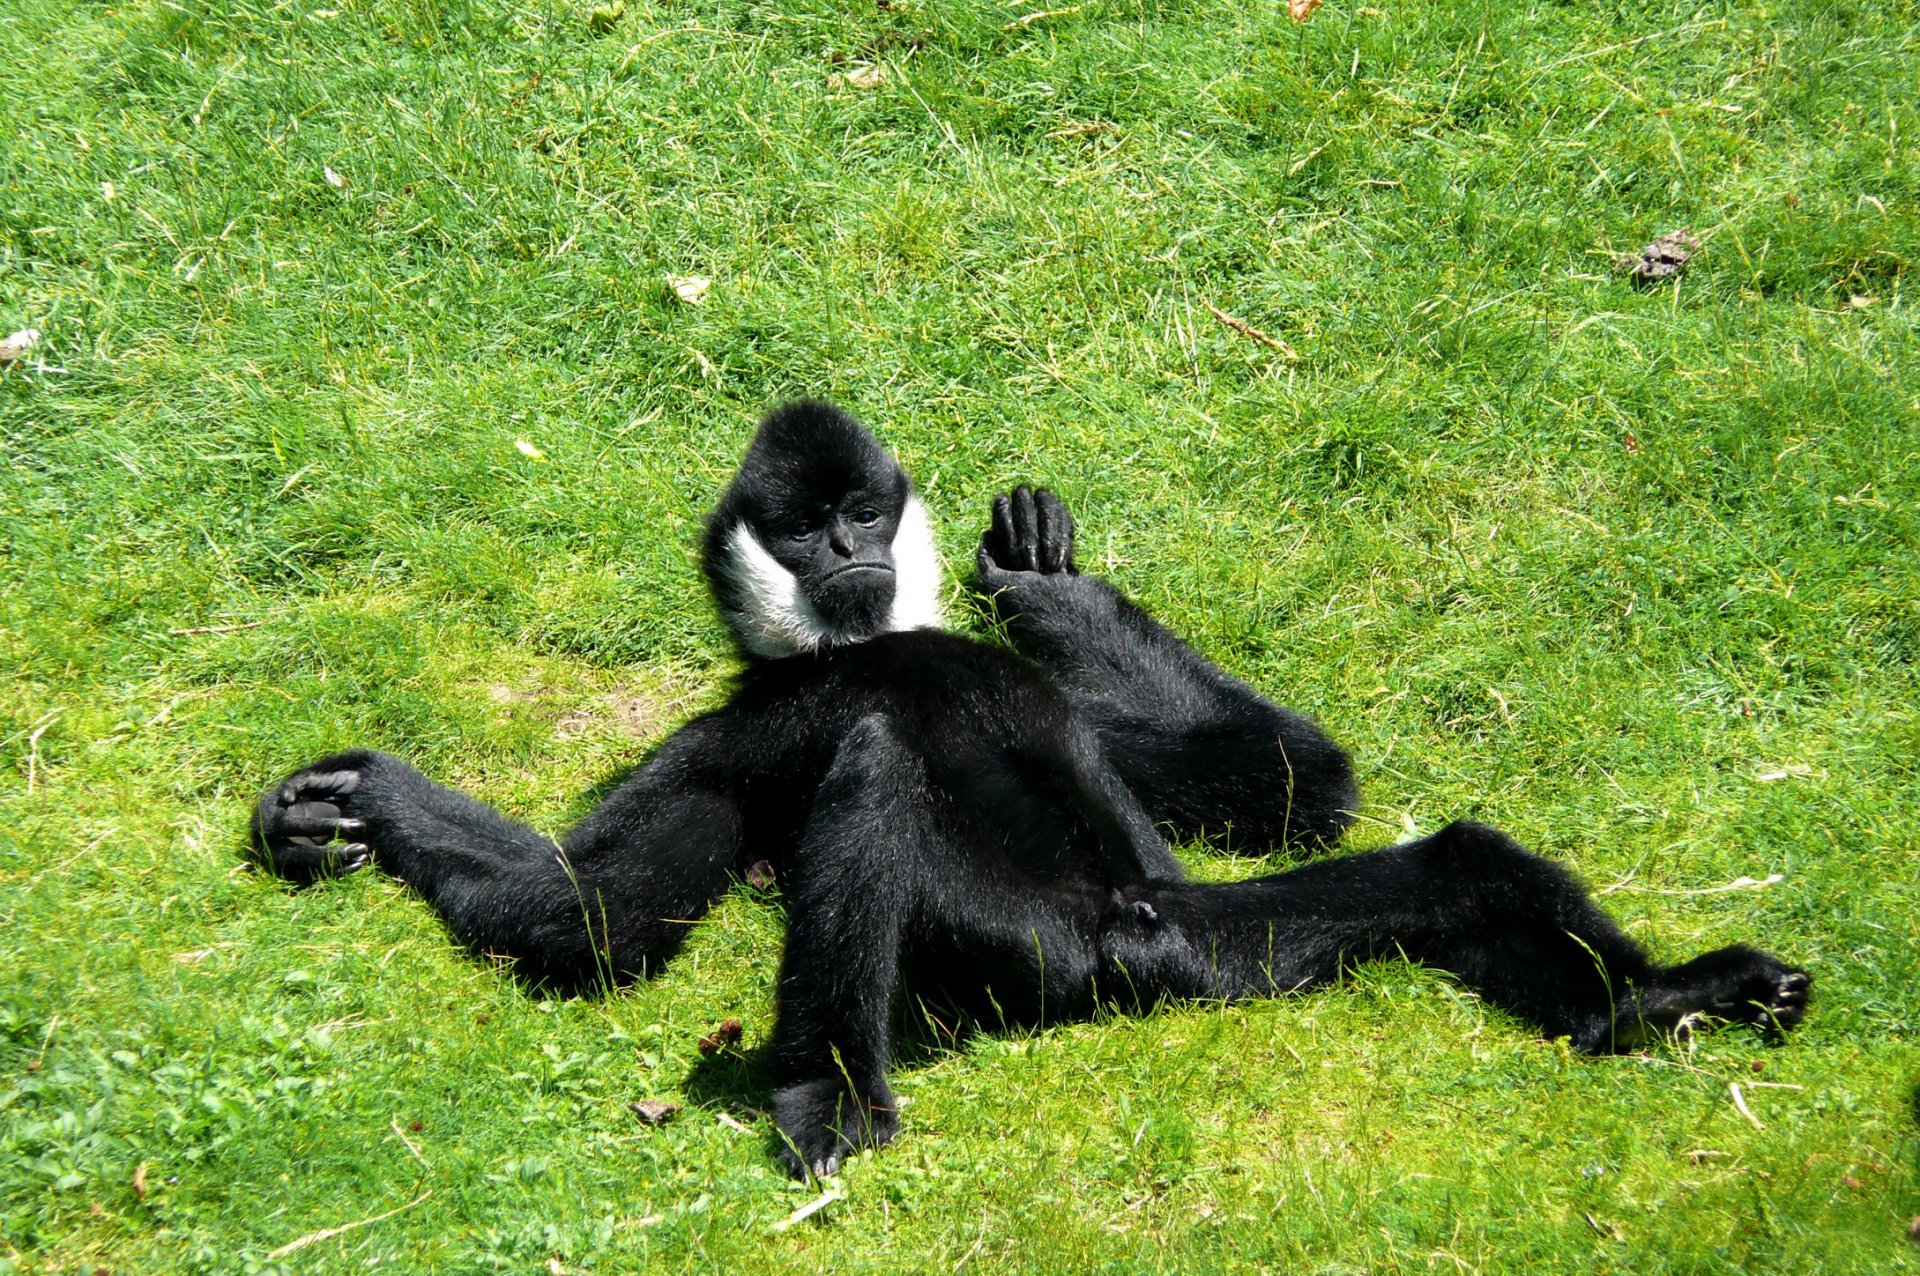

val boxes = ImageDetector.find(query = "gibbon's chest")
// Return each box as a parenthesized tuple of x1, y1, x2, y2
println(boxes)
(750, 632, 1070, 749)
(729, 632, 1102, 874)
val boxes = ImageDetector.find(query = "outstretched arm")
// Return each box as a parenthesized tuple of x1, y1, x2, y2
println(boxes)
(976, 486, 1356, 853)
(250, 713, 750, 992)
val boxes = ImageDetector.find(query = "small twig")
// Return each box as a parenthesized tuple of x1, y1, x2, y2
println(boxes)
(167, 620, 267, 636)
(267, 1191, 432, 1258)
(389, 1117, 432, 1171)
(770, 1188, 841, 1233)
(1728, 1083, 1765, 1130)
(1204, 303, 1300, 358)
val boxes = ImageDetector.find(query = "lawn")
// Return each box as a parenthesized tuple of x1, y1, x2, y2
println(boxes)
(2, 0, 1916, 1270)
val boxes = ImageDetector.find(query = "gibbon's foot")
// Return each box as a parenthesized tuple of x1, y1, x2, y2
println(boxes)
(249, 758, 376, 884)
(1675, 946, 1812, 1033)
(1600, 945, 1812, 1051)
(979, 485, 1077, 583)
(771, 1079, 900, 1179)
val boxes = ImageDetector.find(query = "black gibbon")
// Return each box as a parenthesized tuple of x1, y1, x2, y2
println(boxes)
(251, 401, 1810, 1177)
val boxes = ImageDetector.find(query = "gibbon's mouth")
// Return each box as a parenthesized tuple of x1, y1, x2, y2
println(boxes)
(820, 562, 895, 581)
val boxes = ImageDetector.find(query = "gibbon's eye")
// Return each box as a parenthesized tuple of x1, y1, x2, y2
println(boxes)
(790, 519, 816, 540)
(853, 508, 880, 527)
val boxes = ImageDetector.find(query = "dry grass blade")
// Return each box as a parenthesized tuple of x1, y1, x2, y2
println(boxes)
(267, 1192, 432, 1258)
(1204, 303, 1299, 358)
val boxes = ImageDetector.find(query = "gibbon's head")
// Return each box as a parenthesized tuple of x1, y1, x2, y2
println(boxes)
(702, 401, 943, 660)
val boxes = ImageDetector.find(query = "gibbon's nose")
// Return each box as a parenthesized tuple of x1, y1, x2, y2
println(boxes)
(828, 523, 856, 556)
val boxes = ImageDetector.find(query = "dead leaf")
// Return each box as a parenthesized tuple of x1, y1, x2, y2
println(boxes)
(629, 1099, 679, 1125)
(697, 1019, 744, 1055)
(1288, 0, 1322, 19)
(133, 1163, 149, 1199)
(744, 860, 777, 890)
(173, 949, 214, 965)
(667, 274, 711, 305)
(1618, 229, 1700, 282)
(0, 328, 42, 365)
(845, 63, 886, 89)
(515, 439, 545, 460)
(323, 165, 349, 189)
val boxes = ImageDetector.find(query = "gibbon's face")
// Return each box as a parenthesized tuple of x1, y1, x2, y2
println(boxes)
(704, 402, 943, 660)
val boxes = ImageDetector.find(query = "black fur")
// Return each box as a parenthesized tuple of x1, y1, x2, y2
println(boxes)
(250, 402, 1810, 1178)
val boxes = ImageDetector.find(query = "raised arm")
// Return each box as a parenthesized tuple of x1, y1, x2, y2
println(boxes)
(976, 486, 1357, 853)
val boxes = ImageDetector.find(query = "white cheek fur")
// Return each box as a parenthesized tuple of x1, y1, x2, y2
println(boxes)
(721, 496, 945, 659)
(887, 495, 945, 635)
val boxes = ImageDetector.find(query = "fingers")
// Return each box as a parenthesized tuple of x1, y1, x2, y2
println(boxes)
(1009, 486, 1040, 571)
(1033, 488, 1074, 574)
(251, 835, 372, 881)
(274, 801, 364, 841)
(277, 768, 360, 804)
(980, 486, 1075, 577)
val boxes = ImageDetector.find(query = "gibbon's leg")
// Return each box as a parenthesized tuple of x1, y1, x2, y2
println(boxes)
(249, 717, 748, 991)
(1099, 821, 1810, 1052)
(1050, 713, 1189, 886)
(767, 715, 925, 1178)
(977, 486, 1356, 853)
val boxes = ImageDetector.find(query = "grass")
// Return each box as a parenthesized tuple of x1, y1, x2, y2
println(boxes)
(2, 0, 1917, 1269)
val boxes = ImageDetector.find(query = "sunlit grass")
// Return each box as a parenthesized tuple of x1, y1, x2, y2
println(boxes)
(2, 0, 1916, 1270)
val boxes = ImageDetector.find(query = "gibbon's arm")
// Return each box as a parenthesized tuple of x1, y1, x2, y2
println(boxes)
(251, 714, 750, 991)
(766, 714, 922, 1178)
(976, 486, 1356, 852)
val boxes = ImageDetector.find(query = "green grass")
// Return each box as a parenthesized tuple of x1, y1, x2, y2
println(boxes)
(3, 0, 1917, 1269)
